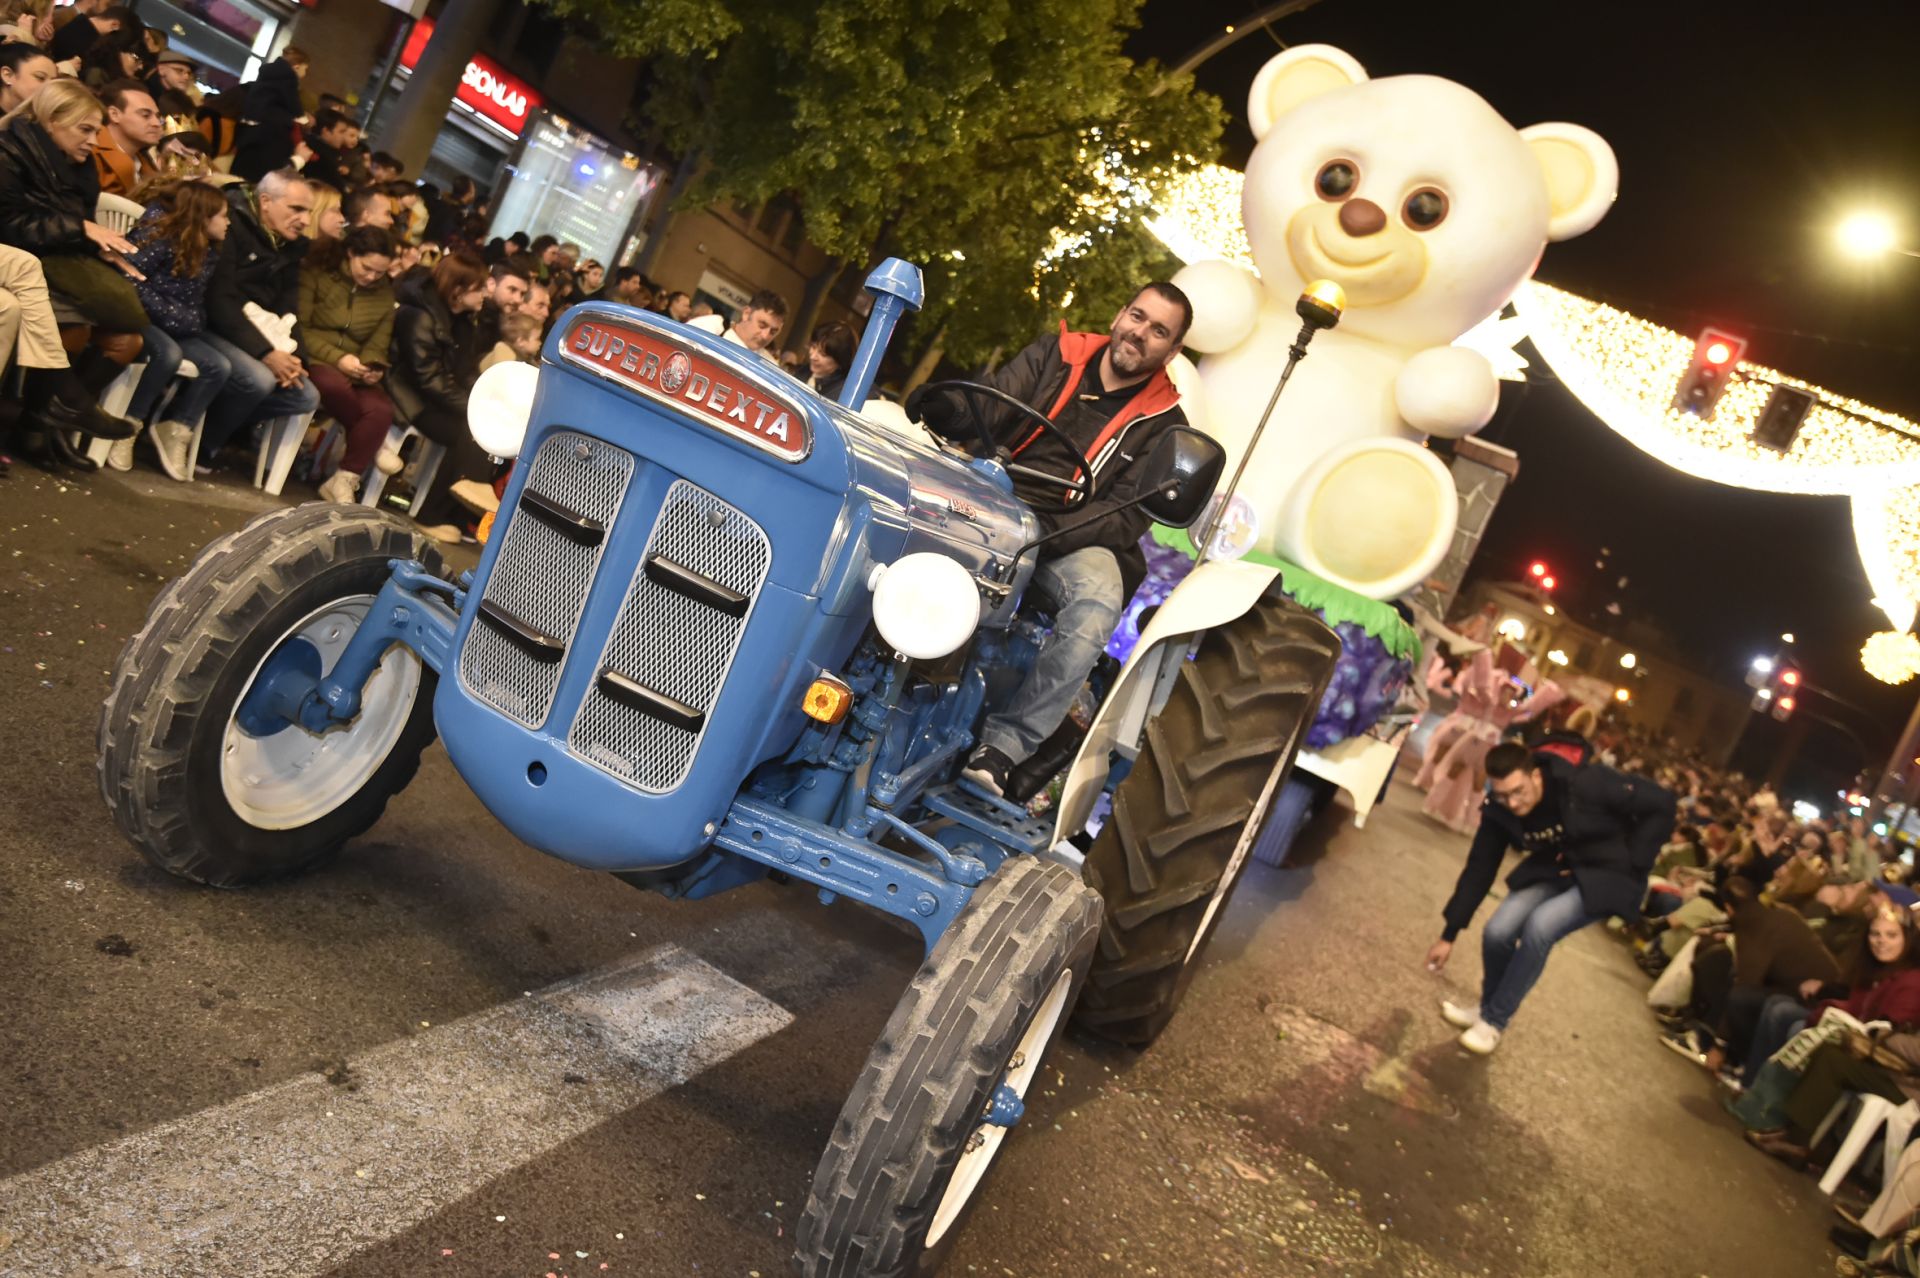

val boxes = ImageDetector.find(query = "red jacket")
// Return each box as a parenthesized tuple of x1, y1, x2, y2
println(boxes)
(1816, 967, 1920, 1029)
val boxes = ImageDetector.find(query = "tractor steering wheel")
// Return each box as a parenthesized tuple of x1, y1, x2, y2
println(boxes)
(919, 379, 1093, 511)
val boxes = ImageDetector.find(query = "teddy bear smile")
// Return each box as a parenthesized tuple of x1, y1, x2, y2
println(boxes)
(1306, 225, 1398, 272)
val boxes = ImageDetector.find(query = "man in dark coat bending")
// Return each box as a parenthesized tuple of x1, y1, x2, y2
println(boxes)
(1425, 740, 1674, 1055)
(906, 282, 1194, 798)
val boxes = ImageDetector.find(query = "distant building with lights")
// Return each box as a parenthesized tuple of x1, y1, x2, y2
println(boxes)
(1454, 580, 1752, 764)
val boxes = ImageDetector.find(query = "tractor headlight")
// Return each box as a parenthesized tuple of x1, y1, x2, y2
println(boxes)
(468, 360, 540, 459)
(867, 553, 980, 660)
(1198, 493, 1260, 560)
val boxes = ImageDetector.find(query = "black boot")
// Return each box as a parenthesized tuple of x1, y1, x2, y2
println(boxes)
(22, 362, 139, 442)
(50, 425, 99, 472)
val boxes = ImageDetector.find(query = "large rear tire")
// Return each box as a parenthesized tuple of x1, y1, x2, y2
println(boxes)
(795, 857, 1102, 1277)
(1071, 595, 1339, 1046)
(97, 504, 443, 887)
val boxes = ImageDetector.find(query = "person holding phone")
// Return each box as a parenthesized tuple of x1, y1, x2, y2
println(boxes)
(297, 223, 396, 503)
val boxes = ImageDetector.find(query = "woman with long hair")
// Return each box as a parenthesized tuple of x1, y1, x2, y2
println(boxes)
(299, 224, 397, 503)
(0, 77, 146, 470)
(120, 178, 236, 478)
(388, 250, 489, 540)
(79, 27, 146, 92)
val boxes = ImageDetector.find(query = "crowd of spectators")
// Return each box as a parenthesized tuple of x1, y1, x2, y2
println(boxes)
(1545, 715, 1920, 1272)
(0, 15, 864, 545)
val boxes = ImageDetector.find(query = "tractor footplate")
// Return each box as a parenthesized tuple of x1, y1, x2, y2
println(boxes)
(924, 784, 1052, 857)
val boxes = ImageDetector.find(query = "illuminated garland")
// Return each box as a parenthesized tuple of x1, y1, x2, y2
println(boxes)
(1863, 630, 1920, 685)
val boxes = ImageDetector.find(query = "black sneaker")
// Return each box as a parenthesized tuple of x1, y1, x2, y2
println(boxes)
(962, 746, 1014, 797)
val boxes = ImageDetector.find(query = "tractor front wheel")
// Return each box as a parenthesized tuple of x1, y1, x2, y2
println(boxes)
(795, 856, 1102, 1277)
(97, 504, 443, 887)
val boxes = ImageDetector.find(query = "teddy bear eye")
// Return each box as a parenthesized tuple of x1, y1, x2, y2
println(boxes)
(1403, 188, 1449, 230)
(1315, 160, 1358, 201)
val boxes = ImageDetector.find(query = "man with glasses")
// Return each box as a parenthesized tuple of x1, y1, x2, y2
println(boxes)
(1424, 739, 1674, 1055)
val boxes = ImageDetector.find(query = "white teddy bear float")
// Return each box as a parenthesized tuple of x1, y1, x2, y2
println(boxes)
(1173, 44, 1618, 600)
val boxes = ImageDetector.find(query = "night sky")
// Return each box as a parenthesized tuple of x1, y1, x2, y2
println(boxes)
(1130, 0, 1920, 788)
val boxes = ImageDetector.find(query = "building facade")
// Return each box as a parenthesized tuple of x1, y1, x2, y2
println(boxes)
(1455, 579, 1752, 765)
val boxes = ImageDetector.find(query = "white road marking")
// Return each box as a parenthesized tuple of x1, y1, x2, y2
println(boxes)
(0, 944, 792, 1276)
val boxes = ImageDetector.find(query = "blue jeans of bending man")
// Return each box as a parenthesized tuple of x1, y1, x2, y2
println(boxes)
(196, 331, 320, 458)
(1480, 879, 1603, 1030)
(127, 327, 234, 428)
(979, 545, 1123, 763)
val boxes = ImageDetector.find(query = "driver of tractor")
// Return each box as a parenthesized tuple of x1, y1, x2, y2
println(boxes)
(906, 281, 1195, 798)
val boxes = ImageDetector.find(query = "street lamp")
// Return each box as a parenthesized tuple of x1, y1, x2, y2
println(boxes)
(1619, 652, 1638, 670)
(1837, 211, 1920, 260)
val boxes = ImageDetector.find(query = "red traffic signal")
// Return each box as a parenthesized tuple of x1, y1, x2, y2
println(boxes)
(1779, 668, 1801, 687)
(1529, 561, 1548, 578)
(1772, 694, 1797, 721)
(1539, 575, 1557, 591)
(1673, 327, 1748, 420)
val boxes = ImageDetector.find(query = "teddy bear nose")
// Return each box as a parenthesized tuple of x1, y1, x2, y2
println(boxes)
(1337, 198, 1388, 237)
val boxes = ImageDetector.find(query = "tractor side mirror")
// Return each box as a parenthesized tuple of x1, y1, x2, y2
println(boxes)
(1137, 426, 1226, 528)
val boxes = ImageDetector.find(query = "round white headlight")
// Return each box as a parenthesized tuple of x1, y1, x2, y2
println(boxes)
(1196, 493, 1260, 560)
(867, 553, 981, 660)
(468, 360, 540, 459)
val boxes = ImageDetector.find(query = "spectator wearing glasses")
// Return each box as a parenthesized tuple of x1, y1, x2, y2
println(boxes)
(1425, 740, 1674, 1055)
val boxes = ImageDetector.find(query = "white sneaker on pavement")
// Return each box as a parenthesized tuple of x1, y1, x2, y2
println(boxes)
(150, 420, 193, 482)
(106, 430, 139, 471)
(1459, 1019, 1503, 1055)
(450, 478, 500, 514)
(317, 468, 361, 504)
(1440, 999, 1481, 1030)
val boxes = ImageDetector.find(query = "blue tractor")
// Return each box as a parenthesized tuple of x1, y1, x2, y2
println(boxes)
(97, 261, 1339, 1275)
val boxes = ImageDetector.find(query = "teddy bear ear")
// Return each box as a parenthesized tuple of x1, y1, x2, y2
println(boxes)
(1520, 122, 1619, 242)
(1247, 45, 1368, 142)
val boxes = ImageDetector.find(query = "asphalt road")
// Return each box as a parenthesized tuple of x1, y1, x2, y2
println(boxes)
(0, 463, 1846, 1276)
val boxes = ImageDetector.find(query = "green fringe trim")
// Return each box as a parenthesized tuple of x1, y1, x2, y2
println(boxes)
(1151, 525, 1423, 663)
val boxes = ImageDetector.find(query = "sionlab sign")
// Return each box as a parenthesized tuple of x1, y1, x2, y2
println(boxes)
(399, 19, 541, 137)
(561, 317, 811, 462)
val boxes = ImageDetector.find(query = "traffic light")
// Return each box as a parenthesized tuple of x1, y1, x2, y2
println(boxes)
(1771, 661, 1803, 721)
(1529, 561, 1548, 579)
(1672, 327, 1748, 419)
(1755, 385, 1814, 452)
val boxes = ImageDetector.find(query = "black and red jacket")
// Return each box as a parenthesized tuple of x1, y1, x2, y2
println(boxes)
(930, 324, 1189, 600)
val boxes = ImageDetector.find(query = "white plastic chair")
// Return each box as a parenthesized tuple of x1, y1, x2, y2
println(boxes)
(252, 409, 318, 496)
(360, 422, 445, 517)
(86, 361, 206, 474)
(1812, 1093, 1920, 1196)
(93, 193, 145, 235)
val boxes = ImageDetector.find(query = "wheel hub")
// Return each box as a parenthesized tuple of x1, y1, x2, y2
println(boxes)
(220, 596, 423, 831)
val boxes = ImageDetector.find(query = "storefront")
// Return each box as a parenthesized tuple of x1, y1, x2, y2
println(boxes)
(487, 115, 660, 267)
(363, 16, 535, 197)
(130, 0, 299, 93)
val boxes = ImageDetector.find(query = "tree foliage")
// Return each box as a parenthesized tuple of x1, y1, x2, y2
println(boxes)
(534, 0, 1222, 361)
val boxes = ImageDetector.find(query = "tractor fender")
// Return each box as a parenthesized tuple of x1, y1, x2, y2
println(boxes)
(1050, 555, 1281, 847)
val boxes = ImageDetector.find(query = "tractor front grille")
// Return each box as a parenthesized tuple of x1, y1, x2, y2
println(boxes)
(459, 431, 633, 727)
(568, 481, 771, 792)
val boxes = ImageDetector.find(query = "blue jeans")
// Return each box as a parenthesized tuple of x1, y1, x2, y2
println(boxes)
(197, 330, 319, 457)
(1742, 994, 1809, 1087)
(979, 545, 1123, 762)
(1480, 879, 1601, 1029)
(127, 327, 234, 427)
